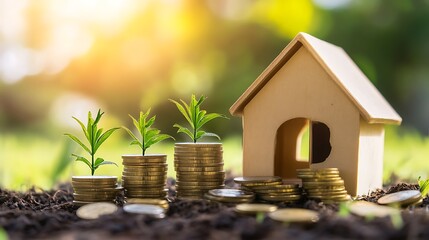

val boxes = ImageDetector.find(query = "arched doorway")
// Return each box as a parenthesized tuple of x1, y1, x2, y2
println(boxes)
(274, 118, 331, 179)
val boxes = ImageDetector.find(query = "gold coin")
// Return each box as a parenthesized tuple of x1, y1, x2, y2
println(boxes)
(176, 185, 223, 191)
(126, 189, 167, 194)
(175, 142, 222, 148)
(125, 198, 169, 210)
(302, 179, 345, 187)
(126, 193, 166, 199)
(174, 162, 224, 167)
(259, 194, 301, 202)
(123, 204, 166, 218)
(122, 171, 166, 176)
(377, 190, 422, 206)
(72, 182, 117, 189)
(235, 203, 278, 215)
(204, 193, 253, 203)
(306, 191, 348, 198)
(76, 202, 118, 219)
(73, 194, 116, 202)
(124, 164, 168, 169)
(176, 181, 224, 186)
(122, 175, 167, 181)
(209, 189, 254, 199)
(268, 209, 319, 223)
(350, 201, 400, 218)
(177, 171, 224, 176)
(241, 181, 283, 188)
(254, 188, 301, 195)
(250, 184, 299, 191)
(308, 194, 348, 200)
(234, 176, 282, 184)
(74, 189, 122, 195)
(122, 181, 165, 186)
(122, 154, 166, 160)
(175, 166, 224, 172)
(174, 159, 222, 165)
(72, 176, 117, 183)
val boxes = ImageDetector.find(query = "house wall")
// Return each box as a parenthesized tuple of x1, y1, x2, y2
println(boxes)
(242, 46, 362, 195)
(357, 119, 384, 195)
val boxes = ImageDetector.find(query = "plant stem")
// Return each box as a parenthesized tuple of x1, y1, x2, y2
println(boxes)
(91, 153, 94, 176)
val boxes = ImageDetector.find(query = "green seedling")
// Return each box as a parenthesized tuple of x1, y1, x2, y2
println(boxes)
(169, 94, 228, 143)
(122, 109, 174, 155)
(65, 109, 119, 175)
(418, 176, 429, 197)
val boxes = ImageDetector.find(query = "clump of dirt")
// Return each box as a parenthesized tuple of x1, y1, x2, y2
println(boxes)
(1, 181, 428, 240)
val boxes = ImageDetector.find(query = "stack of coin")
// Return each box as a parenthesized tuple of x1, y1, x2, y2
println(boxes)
(122, 155, 168, 199)
(72, 176, 120, 205)
(297, 168, 350, 203)
(235, 176, 301, 203)
(174, 143, 224, 199)
(204, 189, 254, 203)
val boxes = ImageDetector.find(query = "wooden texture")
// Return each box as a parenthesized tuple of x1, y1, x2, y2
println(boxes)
(231, 32, 401, 196)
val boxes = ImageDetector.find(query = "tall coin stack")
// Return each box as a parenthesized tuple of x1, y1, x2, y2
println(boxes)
(122, 155, 168, 199)
(297, 168, 350, 203)
(235, 176, 302, 203)
(174, 143, 225, 199)
(72, 176, 120, 206)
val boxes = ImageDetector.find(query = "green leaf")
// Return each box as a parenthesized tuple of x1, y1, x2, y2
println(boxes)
(146, 115, 156, 128)
(199, 132, 221, 141)
(173, 123, 194, 141)
(197, 113, 227, 130)
(96, 159, 118, 168)
(72, 154, 92, 170)
(145, 134, 173, 150)
(418, 176, 429, 196)
(130, 140, 143, 148)
(94, 157, 105, 169)
(170, 99, 193, 127)
(72, 116, 89, 141)
(64, 133, 91, 155)
(94, 109, 104, 125)
(94, 127, 120, 153)
(122, 126, 141, 145)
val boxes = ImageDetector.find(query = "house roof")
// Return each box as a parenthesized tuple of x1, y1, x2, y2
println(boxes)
(229, 32, 402, 125)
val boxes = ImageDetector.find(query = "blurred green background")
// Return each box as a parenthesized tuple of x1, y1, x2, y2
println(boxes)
(1, 0, 429, 190)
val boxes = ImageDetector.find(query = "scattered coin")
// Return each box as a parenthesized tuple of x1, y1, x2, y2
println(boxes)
(125, 198, 169, 210)
(235, 203, 278, 215)
(268, 208, 319, 223)
(76, 202, 118, 220)
(123, 204, 166, 218)
(377, 190, 422, 206)
(349, 201, 400, 218)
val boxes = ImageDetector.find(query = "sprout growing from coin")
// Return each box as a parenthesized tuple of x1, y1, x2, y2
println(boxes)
(122, 109, 174, 155)
(65, 109, 120, 175)
(169, 94, 228, 143)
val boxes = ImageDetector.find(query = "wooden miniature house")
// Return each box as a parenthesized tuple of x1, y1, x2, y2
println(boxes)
(230, 32, 402, 196)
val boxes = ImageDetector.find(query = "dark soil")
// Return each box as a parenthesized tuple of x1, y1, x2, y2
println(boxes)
(1, 181, 429, 240)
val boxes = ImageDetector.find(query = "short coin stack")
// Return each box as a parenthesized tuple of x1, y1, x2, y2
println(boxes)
(122, 155, 168, 199)
(204, 189, 254, 203)
(174, 143, 225, 199)
(72, 176, 120, 205)
(235, 176, 302, 203)
(297, 168, 350, 203)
